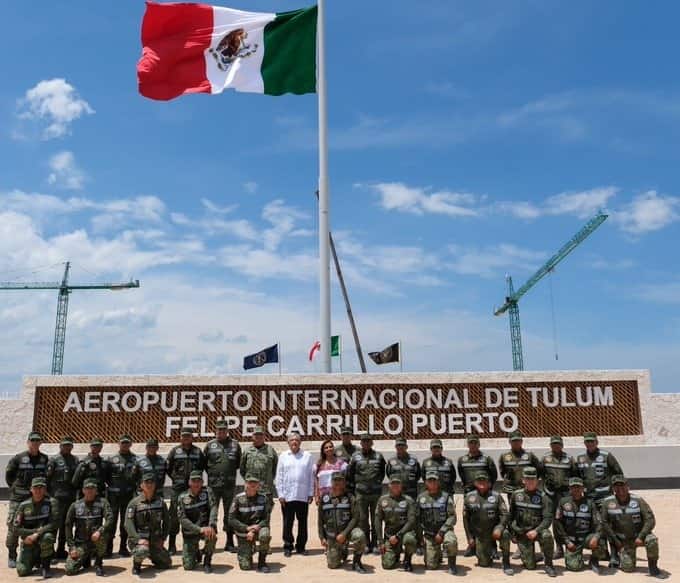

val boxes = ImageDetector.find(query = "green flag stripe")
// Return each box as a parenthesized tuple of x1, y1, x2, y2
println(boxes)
(331, 335, 340, 357)
(262, 6, 317, 96)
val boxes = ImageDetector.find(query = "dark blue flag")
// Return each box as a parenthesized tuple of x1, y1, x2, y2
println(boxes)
(243, 344, 279, 370)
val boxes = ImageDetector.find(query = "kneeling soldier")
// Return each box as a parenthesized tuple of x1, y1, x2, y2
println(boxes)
(417, 472, 457, 574)
(508, 467, 556, 577)
(228, 475, 272, 572)
(124, 472, 171, 576)
(14, 477, 58, 578)
(463, 472, 513, 575)
(65, 479, 112, 576)
(554, 476, 604, 573)
(178, 471, 218, 572)
(318, 471, 367, 572)
(375, 477, 417, 571)
(600, 475, 665, 578)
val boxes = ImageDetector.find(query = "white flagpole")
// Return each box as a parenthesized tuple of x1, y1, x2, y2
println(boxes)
(317, 0, 331, 373)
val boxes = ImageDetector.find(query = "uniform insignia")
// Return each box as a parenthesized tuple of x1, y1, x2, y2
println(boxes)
(420, 497, 427, 504)
(516, 494, 524, 502)
(504, 454, 512, 461)
(42, 505, 49, 513)
(57, 460, 64, 466)
(564, 503, 573, 511)
(21, 456, 29, 463)
(488, 496, 496, 503)
(127, 508, 134, 518)
(114, 456, 120, 463)
(469, 494, 478, 503)
(629, 501, 638, 509)
(210, 443, 218, 449)
(77, 506, 84, 516)
(390, 460, 397, 466)
(200, 492, 207, 501)
(608, 501, 617, 509)
(176, 447, 182, 454)
(521, 453, 529, 460)
(381, 500, 389, 507)
(408, 458, 416, 465)
(183, 497, 191, 505)
(24, 508, 32, 516)
(531, 495, 541, 504)
(596, 455, 604, 462)
(322, 495, 330, 503)
(398, 501, 407, 508)
(89, 462, 96, 470)
(579, 504, 588, 512)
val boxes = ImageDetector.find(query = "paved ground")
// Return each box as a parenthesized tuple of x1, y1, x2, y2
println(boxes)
(0, 490, 675, 582)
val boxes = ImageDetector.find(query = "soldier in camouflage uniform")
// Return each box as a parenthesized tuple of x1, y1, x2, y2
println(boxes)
(463, 472, 513, 575)
(14, 477, 58, 578)
(124, 472, 172, 576)
(131, 438, 166, 493)
(347, 433, 386, 555)
(64, 478, 113, 576)
(204, 419, 241, 552)
(318, 471, 367, 572)
(177, 471, 218, 572)
(165, 427, 206, 554)
(105, 434, 137, 557)
(421, 438, 456, 498)
(335, 426, 357, 463)
(72, 439, 108, 497)
(228, 474, 272, 572)
(599, 475, 665, 578)
(508, 467, 556, 577)
(46, 436, 79, 560)
(386, 438, 421, 500)
(375, 477, 418, 571)
(457, 434, 497, 557)
(553, 476, 605, 573)
(5, 431, 49, 568)
(416, 473, 457, 574)
(239, 426, 278, 500)
(540, 435, 576, 559)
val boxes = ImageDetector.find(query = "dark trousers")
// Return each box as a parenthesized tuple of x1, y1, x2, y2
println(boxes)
(281, 501, 309, 552)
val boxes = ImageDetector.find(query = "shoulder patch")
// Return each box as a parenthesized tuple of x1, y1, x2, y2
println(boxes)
(381, 499, 389, 507)
(487, 495, 496, 503)
(504, 453, 513, 461)
(322, 494, 330, 503)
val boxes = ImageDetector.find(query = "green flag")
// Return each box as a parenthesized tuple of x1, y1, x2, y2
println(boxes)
(331, 335, 340, 357)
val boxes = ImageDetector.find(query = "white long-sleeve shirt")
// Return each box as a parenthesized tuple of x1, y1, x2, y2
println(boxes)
(275, 449, 315, 502)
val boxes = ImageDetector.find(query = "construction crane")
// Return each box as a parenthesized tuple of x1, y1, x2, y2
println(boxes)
(494, 211, 608, 371)
(0, 261, 140, 374)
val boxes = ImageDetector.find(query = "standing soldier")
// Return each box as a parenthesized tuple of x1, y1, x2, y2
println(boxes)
(204, 419, 241, 552)
(375, 477, 417, 571)
(457, 434, 497, 557)
(386, 438, 421, 500)
(165, 427, 206, 554)
(463, 472, 513, 575)
(417, 473, 457, 574)
(177, 471, 218, 573)
(347, 434, 386, 555)
(421, 439, 456, 498)
(508, 467, 556, 577)
(64, 478, 113, 576)
(46, 436, 79, 560)
(239, 426, 278, 501)
(124, 472, 172, 576)
(132, 438, 166, 493)
(599, 475, 665, 578)
(540, 435, 576, 559)
(13, 477, 58, 578)
(5, 431, 49, 568)
(105, 434, 137, 557)
(553, 476, 604, 573)
(72, 439, 108, 496)
(228, 475, 272, 573)
(335, 427, 357, 463)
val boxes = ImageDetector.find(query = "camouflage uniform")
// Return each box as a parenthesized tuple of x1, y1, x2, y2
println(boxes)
(335, 436, 357, 464)
(177, 481, 218, 571)
(204, 430, 241, 536)
(508, 483, 555, 570)
(5, 442, 49, 562)
(72, 452, 108, 498)
(105, 443, 137, 554)
(576, 444, 623, 507)
(375, 486, 418, 570)
(554, 488, 605, 571)
(165, 440, 206, 540)
(498, 441, 540, 503)
(228, 486, 272, 570)
(421, 448, 456, 495)
(463, 485, 511, 568)
(124, 491, 171, 570)
(131, 446, 166, 493)
(13, 485, 58, 577)
(239, 441, 278, 498)
(386, 445, 421, 499)
(318, 477, 366, 569)
(46, 444, 79, 558)
(416, 481, 457, 571)
(347, 441, 386, 551)
(64, 489, 113, 575)
(540, 438, 576, 550)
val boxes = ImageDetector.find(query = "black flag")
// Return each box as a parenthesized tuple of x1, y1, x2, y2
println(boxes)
(368, 342, 399, 365)
(243, 344, 279, 370)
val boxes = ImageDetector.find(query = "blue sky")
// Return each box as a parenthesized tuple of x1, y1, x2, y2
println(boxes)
(0, 1, 679, 392)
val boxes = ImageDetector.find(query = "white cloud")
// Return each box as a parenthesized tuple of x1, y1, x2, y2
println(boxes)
(17, 78, 94, 139)
(544, 187, 617, 218)
(613, 190, 680, 235)
(448, 243, 546, 278)
(47, 151, 85, 190)
(200, 198, 237, 214)
(370, 182, 479, 217)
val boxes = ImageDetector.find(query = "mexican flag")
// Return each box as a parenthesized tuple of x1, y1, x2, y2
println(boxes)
(309, 335, 340, 361)
(138, 2, 317, 100)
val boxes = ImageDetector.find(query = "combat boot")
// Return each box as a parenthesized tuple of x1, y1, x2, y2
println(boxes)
(132, 562, 142, 576)
(448, 557, 457, 575)
(402, 554, 413, 572)
(8, 550, 17, 569)
(553, 544, 564, 560)
(95, 558, 105, 577)
(353, 555, 366, 573)
(648, 559, 667, 578)
(590, 557, 600, 574)
(41, 558, 52, 579)
(203, 553, 213, 574)
(502, 557, 514, 576)
(609, 547, 620, 569)
(544, 560, 557, 578)
(168, 535, 177, 555)
(257, 552, 270, 573)
(225, 532, 236, 553)
(463, 543, 476, 557)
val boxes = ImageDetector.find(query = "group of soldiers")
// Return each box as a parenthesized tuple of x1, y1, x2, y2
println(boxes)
(3, 424, 666, 578)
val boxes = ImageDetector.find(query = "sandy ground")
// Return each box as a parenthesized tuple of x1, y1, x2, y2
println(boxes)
(0, 490, 675, 582)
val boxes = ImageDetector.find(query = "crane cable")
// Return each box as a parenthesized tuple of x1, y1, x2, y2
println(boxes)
(548, 268, 559, 361)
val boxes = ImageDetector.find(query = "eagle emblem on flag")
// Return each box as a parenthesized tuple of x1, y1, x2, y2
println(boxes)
(253, 350, 268, 366)
(209, 28, 259, 72)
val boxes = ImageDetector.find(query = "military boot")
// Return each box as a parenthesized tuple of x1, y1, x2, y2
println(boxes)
(589, 557, 600, 574)
(448, 557, 457, 575)
(353, 555, 366, 573)
(502, 556, 514, 576)
(463, 543, 476, 557)
(95, 558, 105, 577)
(609, 547, 620, 569)
(41, 558, 52, 579)
(8, 550, 17, 569)
(402, 554, 413, 572)
(132, 562, 142, 576)
(553, 544, 564, 560)
(544, 560, 557, 578)
(203, 553, 213, 574)
(225, 532, 236, 553)
(168, 535, 177, 555)
(257, 552, 270, 573)
(648, 559, 667, 579)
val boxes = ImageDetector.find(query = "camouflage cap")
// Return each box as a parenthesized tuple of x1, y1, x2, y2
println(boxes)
(550, 435, 563, 445)
(340, 426, 352, 435)
(31, 477, 47, 488)
(508, 430, 523, 441)
(119, 434, 132, 443)
(146, 438, 159, 447)
(90, 438, 103, 447)
(395, 437, 407, 447)
(244, 474, 260, 482)
(215, 420, 228, 429)
(568, 477, 584, 487)
(430, 438, 443, 448)
(83, 478, 98, 489)
(583, 431, 598, 441)
(611, 474, 627, 485)
(141, 472, 156, 483)
(27, 431, 43, 442)
(466, 434, 480, 443)
(523, 467, 538, 479)
(60, 436, 74, 446)
(253, 426, 265, 435)
(180, 427, 193, 436)
(425, 472, 439, 481)
(331, 471, 346, 481)
(474, 472, 490, 482)
(189, 470, 203, 481)
(389, 476, 402, 484)
(360, 433, 372, 441)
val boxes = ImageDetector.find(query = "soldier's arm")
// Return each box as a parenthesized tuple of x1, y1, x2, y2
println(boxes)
(552, 503, 568, 542)
(198, 449, 207, 471)
(637, 498, 656, 539)
(124, 501, 139, 542)
(65, 502, 76, 549)
(161, 500, 170, 540)
(398, 499, 417, 536)
(508, 495, 524, 535)
(498, 496, 510, 528)
(72, 461, 84, 488)
(449, 460, 457, 488)
(208, 489, 219, 530)
(227, 499, 248, 534)
(498, 455, 507, 479)
(608, 452, 623, 476)
(178, 494, 202, 536)
(440, 495, 456, 533)
(591, 502, 602, 538)
(263, 495, 273, 527)
(414, 459, 422, 484)
(374, 501, 384, 542)
(45, 458, 55, 492)
(15, 506, 38, 537)
(164, 450, 173, 478)
(532, 452, 542, 471)
(488, 457, 499, 487)
(239, 450, 247, 480)
(235, 442, 242, 469)
(39, 498, 60, 537)
(462, 502, 472, 540)
(343, 495, 359, 538)
(385, 459, 393, 479)
(597, 504, 615, 540)
(346, 457, 356, 493)
(5, 455, 18, 486)
(536, 494, 553, 533)
(378, 453, 386, 481)
(130, 462, 140, 488)
(456, 458, 464, 483)
(569, 456, 578, 477)
(100, 498, 114, 536)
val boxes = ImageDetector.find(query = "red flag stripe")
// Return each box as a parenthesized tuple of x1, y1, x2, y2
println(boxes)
(308, 341, 321, 362)
(138, 1, 213, 101)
